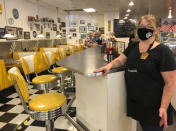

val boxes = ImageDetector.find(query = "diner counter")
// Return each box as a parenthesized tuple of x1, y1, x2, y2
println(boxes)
(56, 46, 125, 76)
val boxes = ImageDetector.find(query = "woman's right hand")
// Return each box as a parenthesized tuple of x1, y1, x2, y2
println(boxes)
(94, 64, 112, 75)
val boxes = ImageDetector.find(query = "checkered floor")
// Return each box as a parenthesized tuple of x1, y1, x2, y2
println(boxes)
(0, 85, 77, 131)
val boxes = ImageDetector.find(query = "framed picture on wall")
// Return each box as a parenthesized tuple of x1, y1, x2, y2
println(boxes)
(24, 32, 30, 39)
(0, 28, 5, 39)
(46, 32, 50, 39)
(5, 26, 18, 40)
(69, 28, 76, 32)
(17, 28, 23, 39)
(80, 20, 85, 24)
(88, 26, 94, 31)
(99, 27, 104, 34)
(53, 24, 57, 31)
(57, 17, 61, 23)
(79, 26, 87, 33)
(87, 23, 91, 26)
(61, 22, 66, 27)
(70, 21, 77, 27)
(72, 33, 77, 37)
(80, 34, 86, 39)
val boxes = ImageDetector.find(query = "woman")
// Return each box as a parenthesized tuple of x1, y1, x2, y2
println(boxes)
(94, 14, 176, 131)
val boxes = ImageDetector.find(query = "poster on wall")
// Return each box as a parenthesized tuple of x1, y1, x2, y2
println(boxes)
(87, 23, 91, 26)
(53, 24, 57, 31)
(79, 26, 87, 33)
(24, 32, 30, 39)
(108, 20, 111, 31)
(46, 32, 50, 39)
(61, 22, 66, 27)
(5, 26, 18, 40)
(72, 33, 77, 37)
(0, 28, 5, 39)
(17, 28, 23, 39)
(88, 26, 94, 31)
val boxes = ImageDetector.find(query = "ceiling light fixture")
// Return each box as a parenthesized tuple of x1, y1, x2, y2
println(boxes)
(125, 14, 129, 17)
(126, 9, 131, 13)
(83, 8, 96, 13)
(124, 17, 128, 20)
(129, 1, 134, 6)
(168, 8, 172, 19)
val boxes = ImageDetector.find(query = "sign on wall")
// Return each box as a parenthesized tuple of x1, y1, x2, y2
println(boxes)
(0, 4, 2, 14)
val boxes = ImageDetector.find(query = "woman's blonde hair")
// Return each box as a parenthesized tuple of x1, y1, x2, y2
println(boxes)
(138, 14, 160, 42)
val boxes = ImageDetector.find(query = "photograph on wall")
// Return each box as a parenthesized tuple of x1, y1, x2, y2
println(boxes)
(69, 28, 76, 32)
(57, 17, 61, 23)
(99, 27, 104, 34)
(87, 23, 91, 26)
(53, 24, 57, 31)
(0, 28, 5, 39)
(24, 32, 30, 39)
(79, 26, 87, 33)
(46, 32, 50, 39)
(17, 28, 23, 39)
(5, 26, 18, 40)
(80, 20, 85, 24)
(62, 29, 66, 33)
(70, 21, 77, 27)
(96, 27, 99, 30)
(80, 34, 86, 39)
(72, 33, 77, 37)
(61, 22, 66, 27)
(33, 31, 37, 38)
(88, 26, 94, 31)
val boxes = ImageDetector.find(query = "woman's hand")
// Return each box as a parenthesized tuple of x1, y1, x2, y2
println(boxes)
(159, 107, 167, 130)
(94, 64, 112, 75)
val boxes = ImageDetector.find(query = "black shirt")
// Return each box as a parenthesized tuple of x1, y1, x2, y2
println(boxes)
(123, 42, 176, 125)
(129, 33, 135, 44)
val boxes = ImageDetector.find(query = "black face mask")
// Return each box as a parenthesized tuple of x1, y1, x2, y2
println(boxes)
(137, 27, 154, 40)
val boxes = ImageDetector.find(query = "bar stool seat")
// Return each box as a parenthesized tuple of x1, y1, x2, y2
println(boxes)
(52, 67, 69, 73)
(32, 75, 57, 84)
(29, 92, 66, 111)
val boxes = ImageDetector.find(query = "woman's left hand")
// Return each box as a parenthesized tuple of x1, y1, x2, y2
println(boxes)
(159, 107, 167, 130)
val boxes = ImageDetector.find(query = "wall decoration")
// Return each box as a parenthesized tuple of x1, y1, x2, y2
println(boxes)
(80, 34, 86, 39)
(57, 18, 61, 23)
(53, 24, 57, 31)
(8, 18, 14, 25)
(46, 32, 50, 39)
(41, 25, 43, 33)
(79, 26, 87, 33)
(0, 4, 2, 14)
(12, 8, 19, 19)
(72, 33, 77, 37)
(96, 27, 99, 30)
(33, 31, 37, 38)
(0, 28, 5, 39)
(88, 26, 94, 31)
(108, 20, 111, 31)
(5, 26, 18, 40)
(17, 28, 23, 39)
(35, 24, 40, 31)
(59, 25, 62, 30)
(87, 23, 91, 26)
(62, 29, 66, 33)
(70, 21, 77, 27)
(69, 28, 76, 32)
(56, 31, 60, 35)
(61, 22, 66, 27)
(80, 20, 85, 24)
(24, 32, 30, 39)
(99, 27, 104, 34)
(28, 16, 35, 22)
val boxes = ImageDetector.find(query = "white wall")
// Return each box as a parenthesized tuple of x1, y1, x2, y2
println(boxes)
(65, 14, 104, 43)
(0, 0, 66, 40)
(104, 11, 119, 39)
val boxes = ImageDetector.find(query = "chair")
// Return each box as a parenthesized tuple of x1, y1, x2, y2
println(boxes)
(68, 45, 76, 55)
(20, 53, 57, 93)
(0, 60, 13, 90)
(42, 51, 71, 94)
(8, 67, 67, 131)
(40, 48, 60, 61)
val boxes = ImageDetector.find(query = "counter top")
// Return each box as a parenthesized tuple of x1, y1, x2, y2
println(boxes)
(56, 46, 125, 76)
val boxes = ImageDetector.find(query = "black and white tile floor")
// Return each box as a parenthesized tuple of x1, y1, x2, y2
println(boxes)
(0, 85, 77, 131)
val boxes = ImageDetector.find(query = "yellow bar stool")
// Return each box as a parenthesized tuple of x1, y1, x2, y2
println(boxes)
(8, 67, 67, 131)
(40, 48, 60, 61)
(68, 45, 76, 55)
(42, 51, 71, 94)
(20, 53, 57, 93)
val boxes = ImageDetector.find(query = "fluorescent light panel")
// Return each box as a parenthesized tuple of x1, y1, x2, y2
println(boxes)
(83, 8, 96, 12)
